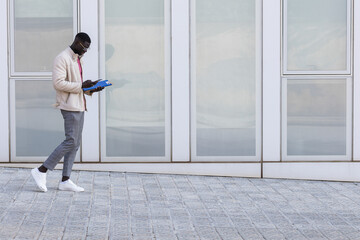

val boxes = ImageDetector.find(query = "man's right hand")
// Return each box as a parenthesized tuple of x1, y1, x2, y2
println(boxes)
(82, 80, 96, 89)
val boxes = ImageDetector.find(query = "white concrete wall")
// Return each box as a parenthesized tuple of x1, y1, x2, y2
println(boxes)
(353, 0, 360, 160)
(262, 0, 281, 162)
(263, 162, 360, 182)
(0, 0, 9, 163)
(0, 163, 261, 178)
(171, 0, 191, 162)
(80, 0, 101, 162)
(1, 0, 360, 182)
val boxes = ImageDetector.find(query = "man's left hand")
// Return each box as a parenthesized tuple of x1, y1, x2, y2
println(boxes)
(84, 86, 105, 96)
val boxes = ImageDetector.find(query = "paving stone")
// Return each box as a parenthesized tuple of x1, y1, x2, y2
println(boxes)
(2, 167, 360, 239)
(257, 228, 286, 240)
(237, 227, 265, 240)
(176, 231, 200, 240)
(300, 229, 327, 239)
(154, 234, 178, 240)
(215, 227, 243, 240)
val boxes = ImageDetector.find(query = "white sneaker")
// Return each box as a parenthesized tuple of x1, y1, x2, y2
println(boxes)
(59, 179, 84, 192)
(31, 168, 47, 192)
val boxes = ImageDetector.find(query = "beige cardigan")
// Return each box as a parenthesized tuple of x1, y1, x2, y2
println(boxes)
(52, 47, 86, 112)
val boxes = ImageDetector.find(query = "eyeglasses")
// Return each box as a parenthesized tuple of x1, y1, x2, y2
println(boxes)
(79, 42, 90, 51)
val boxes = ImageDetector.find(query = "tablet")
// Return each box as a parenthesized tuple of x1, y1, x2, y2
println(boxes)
(83, 80, 112, 91)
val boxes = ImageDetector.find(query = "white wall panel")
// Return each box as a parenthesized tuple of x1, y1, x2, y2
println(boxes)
(0, 0, 9, 162)
(0, 163, 261, 178)
(80, 0, 100, 162)
(262, 0, 281, 161)
(353, 0, 360, 160)
(171, 0, 190, 162)
(264, 162, 360, 182)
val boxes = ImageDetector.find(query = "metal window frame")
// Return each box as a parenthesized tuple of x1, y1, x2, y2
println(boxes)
(281, 76, 353, 161)
(282, 0, 352, 75)
(9, 0, 79, 77)
(9, 78, 81, 162)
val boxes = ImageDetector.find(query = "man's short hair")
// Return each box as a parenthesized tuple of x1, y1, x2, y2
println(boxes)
(76, 32, 91, 43)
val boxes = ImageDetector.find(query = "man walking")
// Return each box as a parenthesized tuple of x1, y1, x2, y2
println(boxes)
(31, 32, 102, 192)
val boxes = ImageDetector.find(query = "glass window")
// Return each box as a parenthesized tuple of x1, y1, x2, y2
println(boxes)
(284, 0, 350, 73)
(283, 78, 351, 160)
(14, 80, 64, 157)
(191, 0, 261, 160)
(102, 0, 170, 159)
(12, 0, 74, 74)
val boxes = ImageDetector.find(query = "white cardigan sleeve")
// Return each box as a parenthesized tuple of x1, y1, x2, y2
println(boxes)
(52, 55, 82, 94)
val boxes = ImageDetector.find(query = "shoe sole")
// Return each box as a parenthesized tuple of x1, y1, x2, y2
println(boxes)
(58, 187, 84, 192)
(58, 184, 84, 192)
(31, 169, 47, 192)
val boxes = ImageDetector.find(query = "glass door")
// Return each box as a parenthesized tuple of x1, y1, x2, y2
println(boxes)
(190, 0, 262, 161)
(100, 0, 171, 162)
(9, 0, 78, 162)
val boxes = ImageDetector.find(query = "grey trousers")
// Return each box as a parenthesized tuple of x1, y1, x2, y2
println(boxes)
(43, 110, 84, 177)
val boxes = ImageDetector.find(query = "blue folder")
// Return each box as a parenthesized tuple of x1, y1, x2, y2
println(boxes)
(83, 80, 112, 91)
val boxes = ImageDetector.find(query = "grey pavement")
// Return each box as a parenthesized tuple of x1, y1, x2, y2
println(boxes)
(1, 168, 360, 240)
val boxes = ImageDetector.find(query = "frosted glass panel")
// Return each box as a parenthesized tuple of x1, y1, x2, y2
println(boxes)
(13, 0, 73, 73)
(15, 81, 63, 156)
(287, 79, 347, 155)
(104, 0, 167, 157)
(285, 0, 348, 71)
(194, 0, 258, 156)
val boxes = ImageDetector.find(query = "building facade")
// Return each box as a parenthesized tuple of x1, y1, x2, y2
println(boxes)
(1, 0, 360, 181)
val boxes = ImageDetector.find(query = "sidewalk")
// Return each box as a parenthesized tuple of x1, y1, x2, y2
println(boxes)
(1, 167, 360, 240)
